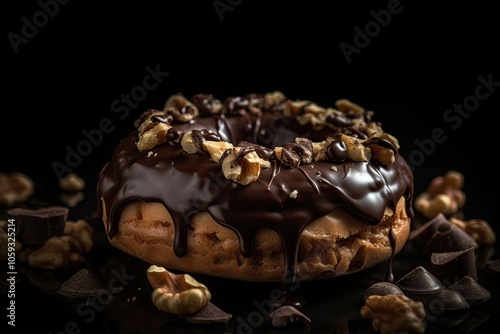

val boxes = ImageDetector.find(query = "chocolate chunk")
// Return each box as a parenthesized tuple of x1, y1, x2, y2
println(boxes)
(425, 289, 470, 313)
(191, 94, 222, 116)
(58, 269, 109, 298)
(326, 139, 348, 163)
(409, 213, 478, 257)
(182, 302, 232, 325)
(7, 206, 68, 246)
(395, 266, 445, 295)
(430, 247, 477, 282)
(448, 276, 491, 306)
(364, 282, 405, 299)
(269, 305, 311, 328)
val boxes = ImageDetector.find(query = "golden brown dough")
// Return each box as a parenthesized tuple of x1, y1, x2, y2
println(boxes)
(101, 196, 410, 282)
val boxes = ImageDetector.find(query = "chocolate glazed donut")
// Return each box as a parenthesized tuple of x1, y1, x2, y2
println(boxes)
(97, 92, 414, 284)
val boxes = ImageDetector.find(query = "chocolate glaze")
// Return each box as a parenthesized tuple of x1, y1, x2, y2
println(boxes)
(97, 95, 414, 282)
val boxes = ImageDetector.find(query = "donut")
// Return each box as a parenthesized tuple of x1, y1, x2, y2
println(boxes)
(97, 92, 414, 283)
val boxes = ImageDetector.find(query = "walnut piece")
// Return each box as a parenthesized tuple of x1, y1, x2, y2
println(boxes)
(340, 134, 371, 162)
(203, 141, 234, 163)
(147, 265, 211, 315)
(20, 218, 94, 269)
(414, 170, 466, 219)
(59, 173, 85, 191)
(222, 147, 266, 185)
(137, 121, 171, 151)
(264, 91, 286, 110)
(164, 94, 199, 122)
(64, 219, 94, 253)
(449, 217, 496, 246)
(360, 294, 425, 334)
(0, 172, 35, 207)
(28, 236, 85, 270)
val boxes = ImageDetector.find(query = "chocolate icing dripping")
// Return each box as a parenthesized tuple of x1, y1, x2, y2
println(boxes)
(97, 99, 414, 283)
(297, 166, 320, 194)
(266, 160, 281, 191)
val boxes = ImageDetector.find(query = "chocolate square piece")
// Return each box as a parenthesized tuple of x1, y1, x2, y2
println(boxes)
(7, 206, 68, 246)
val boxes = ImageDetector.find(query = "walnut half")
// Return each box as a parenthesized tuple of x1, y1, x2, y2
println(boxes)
(360, 294, 425, 334)
(146, 265, 211, 315)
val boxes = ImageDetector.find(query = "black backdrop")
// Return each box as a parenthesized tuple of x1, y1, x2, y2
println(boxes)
(2, 2, 500, 333)
(3, 0, 499, 217)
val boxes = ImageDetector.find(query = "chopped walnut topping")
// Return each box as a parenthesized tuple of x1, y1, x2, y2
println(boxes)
(133, 93, 402, 184)
(164, 94, 199, 122)
(222, 147, 266, 185)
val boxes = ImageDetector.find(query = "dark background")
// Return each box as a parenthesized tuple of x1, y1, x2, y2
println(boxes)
(2, 1, 500, 333)
(3, 0, 499, 198)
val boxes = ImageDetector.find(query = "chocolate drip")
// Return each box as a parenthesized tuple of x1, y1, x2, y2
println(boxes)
(385, 222, 396, 283)
(266, 160, 281, 191)
(191, 129, 222, 153)
(297, 167, 319, 194)
(98, 99, 414, 283)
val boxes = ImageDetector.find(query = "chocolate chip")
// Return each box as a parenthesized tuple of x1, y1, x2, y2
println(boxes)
(395, 266, 445, 295)
(58, 269, 109, 298)
(448, 276, 491, 306)
(182, 302, 232, 325)
(364, 282, 405, 299)
(425, 289, 470, 312)
(326, 139, 348, 163)
(7, 206, 68, 246)
(269, 305, 311, 328)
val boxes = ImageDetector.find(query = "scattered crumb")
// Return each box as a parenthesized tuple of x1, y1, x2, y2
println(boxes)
(330, 166, 337, 171)
(289, 190, 298, 199)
